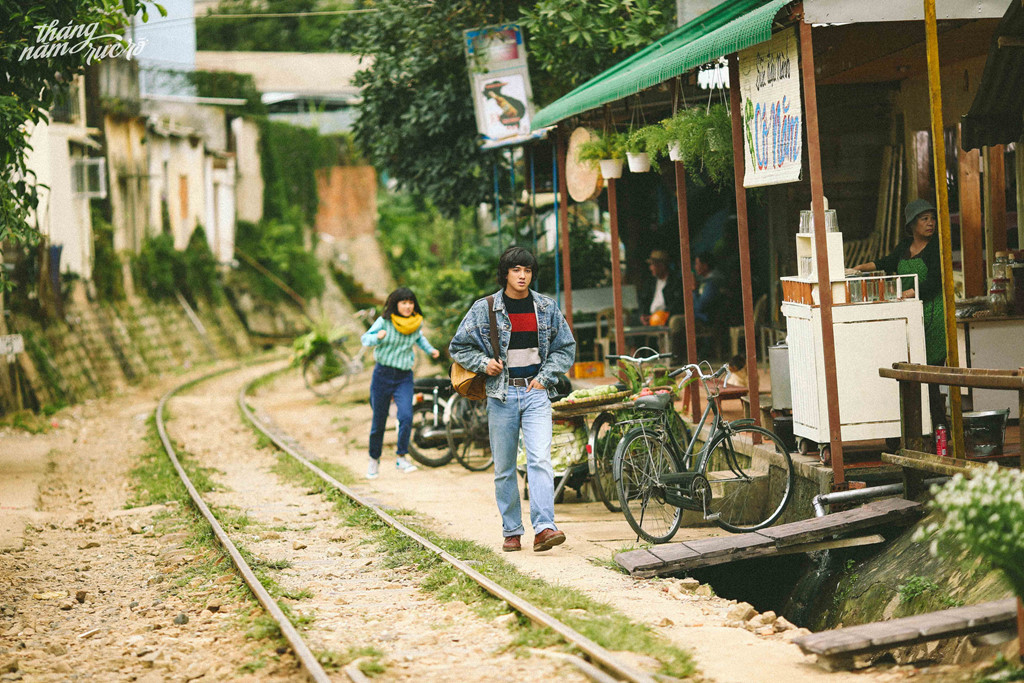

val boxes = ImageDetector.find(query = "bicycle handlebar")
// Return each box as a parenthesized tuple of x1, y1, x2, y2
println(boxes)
(669, 362, 730, 384)
(606, 347, 673, 365)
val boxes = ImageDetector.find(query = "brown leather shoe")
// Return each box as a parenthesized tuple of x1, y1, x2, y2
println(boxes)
(533, 528, 566, 552)
(502, 535, 521, 552)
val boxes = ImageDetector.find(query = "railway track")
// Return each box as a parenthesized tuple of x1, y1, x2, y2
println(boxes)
(154, 361, 660, 683)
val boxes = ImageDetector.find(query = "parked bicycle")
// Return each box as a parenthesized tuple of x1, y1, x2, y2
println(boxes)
(587, 348, 691, 513)
(408, 377, 457, 467)
(446, 394, 493, 471)
(299, 309, 376, 397)
(613, 361, 794, 542)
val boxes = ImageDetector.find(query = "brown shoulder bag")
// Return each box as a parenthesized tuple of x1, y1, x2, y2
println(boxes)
(449, 295, 499, 401)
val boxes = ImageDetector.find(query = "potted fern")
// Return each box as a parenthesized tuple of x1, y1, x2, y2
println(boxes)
(625, 126, 660, 173)
(577, 130, 626, 179)
(651, 105, 734, 185)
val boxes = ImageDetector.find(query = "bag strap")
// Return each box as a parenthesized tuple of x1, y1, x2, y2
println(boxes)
(486, 295, 499, 361)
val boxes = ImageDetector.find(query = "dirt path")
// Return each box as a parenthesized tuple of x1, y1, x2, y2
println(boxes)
(252, 368, 926, 683)
(0, 359, 975, 682)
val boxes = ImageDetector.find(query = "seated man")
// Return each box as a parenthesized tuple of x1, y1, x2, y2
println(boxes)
(637, 249, 686, 362)
(692, 251, 736, 359)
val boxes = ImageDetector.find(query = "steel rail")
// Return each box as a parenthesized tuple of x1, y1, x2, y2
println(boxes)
(155, 364, 331, 683)
(238, 374, 659, 683)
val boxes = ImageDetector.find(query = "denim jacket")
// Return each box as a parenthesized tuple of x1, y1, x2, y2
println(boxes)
(448, 290, 576, 401)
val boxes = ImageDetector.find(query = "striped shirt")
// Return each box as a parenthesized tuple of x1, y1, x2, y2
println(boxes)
(360, 317, 437, 371)
(503, 292, 541, 379)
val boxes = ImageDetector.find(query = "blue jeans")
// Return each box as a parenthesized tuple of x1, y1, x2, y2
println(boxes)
(488, 386, 556, 537)
(369, 364, 413, 461)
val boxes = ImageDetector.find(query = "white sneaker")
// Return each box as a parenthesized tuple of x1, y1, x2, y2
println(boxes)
(366, 458, 380, 479)
(395, 456, 418, 473)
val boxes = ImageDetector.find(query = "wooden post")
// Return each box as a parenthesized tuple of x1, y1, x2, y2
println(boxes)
(923, 0, 965, 459)
(675, 160, 701, 420)
(727, 54, 761, 438)
(556, 128, 574, 332)
(958, 133, 985, 297)
(983, 146, 1008, 280)
(607, 178, 626, 357)
(798, 19, 845, 483)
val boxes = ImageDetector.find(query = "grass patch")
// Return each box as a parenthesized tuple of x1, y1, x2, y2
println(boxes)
(0, 410, 53, 433)
(127, 412, 219, 508)
(317, 646, 386, 674)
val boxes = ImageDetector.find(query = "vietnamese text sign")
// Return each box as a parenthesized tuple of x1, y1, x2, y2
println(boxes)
(739, 27, 802, 187)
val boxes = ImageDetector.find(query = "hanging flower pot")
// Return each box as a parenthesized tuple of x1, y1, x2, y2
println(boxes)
(668, 141, 683, 162)
(626, 152, 651, 173)
(598, 158, 624, 179)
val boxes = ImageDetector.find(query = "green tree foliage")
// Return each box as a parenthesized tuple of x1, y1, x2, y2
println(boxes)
(0, 0, 163, 289)
(520, 0, 676, 101)
(195, 0, 363, 52)
(258, 120, 345, 225)
(134, 233, 185, 301)
(235, 219, 325, 303)
(350, 1, 543, 218)
(182, 225, 222, 303)
(90, 206, 124, 301)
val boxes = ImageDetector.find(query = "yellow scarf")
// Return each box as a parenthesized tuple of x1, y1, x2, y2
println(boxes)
(390, 313, 423, 335)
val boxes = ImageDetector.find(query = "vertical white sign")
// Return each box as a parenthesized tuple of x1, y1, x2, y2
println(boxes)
(739, 27, 803, 187)
(464, 24, 537, 149)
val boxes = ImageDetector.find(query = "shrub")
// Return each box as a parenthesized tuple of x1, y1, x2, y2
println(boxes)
(91, 206, 124, 301)
(914, 464, 1024, 597)
(134, 233, 185, 301)
(234, 218, 324, 304)
(182, 225, 222, 303)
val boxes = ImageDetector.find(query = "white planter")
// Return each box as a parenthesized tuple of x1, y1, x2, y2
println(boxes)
(598, 158, 624, 179)
(626, 152, 651, 173)
(668, 142, 682, 162)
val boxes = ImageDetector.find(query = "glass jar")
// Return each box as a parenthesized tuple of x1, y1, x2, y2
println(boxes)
(993, 251, 1009, 280)
(989, 279, 1009, 316)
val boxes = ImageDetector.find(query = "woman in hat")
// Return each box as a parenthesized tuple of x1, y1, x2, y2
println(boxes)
(853, 198, 945, 421)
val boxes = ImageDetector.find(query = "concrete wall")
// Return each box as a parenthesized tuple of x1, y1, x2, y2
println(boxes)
(104, 115, 150, 254)
(204, 155, 236, 262)
(146, 132, 207, 248)
(231, 117, 263, 224)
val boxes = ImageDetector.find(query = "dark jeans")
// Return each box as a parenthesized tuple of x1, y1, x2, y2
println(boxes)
(369, 364, 413, 461)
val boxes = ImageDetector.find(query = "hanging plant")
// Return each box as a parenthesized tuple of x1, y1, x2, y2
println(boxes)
(625, 126, 660, 173)
(576, 130, 626, 164)
(577, 130, 627, 179)
(651, 104, 734, 186)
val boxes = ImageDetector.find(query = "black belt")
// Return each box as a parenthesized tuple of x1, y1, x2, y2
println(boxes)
(509, 376, 536, 387)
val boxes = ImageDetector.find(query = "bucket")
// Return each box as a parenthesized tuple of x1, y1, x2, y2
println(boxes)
(962, 410, 1009, 457)
(768, 342, 791, 411)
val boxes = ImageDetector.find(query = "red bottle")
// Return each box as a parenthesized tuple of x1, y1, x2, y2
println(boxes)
(935, 424, 948, 457)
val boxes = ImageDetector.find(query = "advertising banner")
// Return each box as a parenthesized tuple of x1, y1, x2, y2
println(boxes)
(738, 27, 802, 187)
(464, 24, 540, 149)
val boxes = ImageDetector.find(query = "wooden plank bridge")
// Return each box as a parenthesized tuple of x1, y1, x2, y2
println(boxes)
(615, 498, 923, 578)
(793, 598, 1020, 670)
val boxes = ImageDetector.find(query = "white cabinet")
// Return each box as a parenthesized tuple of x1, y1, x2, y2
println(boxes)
(782, 299, 931, 444)
(957, 316, 1024, 418)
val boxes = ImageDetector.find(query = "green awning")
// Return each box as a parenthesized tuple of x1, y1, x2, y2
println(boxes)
(961, 0, 1024, 151)
(531, 0, 793, 130)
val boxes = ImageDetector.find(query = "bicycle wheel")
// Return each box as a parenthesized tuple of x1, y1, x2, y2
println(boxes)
(703, 425, 794, 533)
(408, 401, 454, 467)
(614, 427, 682, 544)
(446, 395, 493, 471)
(588, 412, 623, 512)
(302, 346, 352, 396)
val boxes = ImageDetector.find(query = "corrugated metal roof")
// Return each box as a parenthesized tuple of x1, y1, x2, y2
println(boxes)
(531, 0, 793, 130)
(961, 0, 1024, 151)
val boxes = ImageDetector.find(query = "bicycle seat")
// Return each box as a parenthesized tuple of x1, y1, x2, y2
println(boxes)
(415, 377, 452, 389)
(632, 393, 673, 411)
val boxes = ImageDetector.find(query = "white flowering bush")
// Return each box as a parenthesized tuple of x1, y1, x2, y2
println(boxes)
(913, 463, 1024, 597)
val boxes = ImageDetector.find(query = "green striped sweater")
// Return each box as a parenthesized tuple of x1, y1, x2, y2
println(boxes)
(360, 317, 437, 370)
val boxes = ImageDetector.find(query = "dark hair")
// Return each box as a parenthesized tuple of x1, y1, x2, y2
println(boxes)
(496, 246, 539, 288)
(383, 287, 422, 317)
(695, 251, 714, 268)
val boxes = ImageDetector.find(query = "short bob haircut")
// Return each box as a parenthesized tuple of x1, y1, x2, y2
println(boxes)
(383, 287, 423, 317)
(497, 246, 539, 288)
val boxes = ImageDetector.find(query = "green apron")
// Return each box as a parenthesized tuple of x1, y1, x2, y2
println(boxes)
(899, 257, 946, 365)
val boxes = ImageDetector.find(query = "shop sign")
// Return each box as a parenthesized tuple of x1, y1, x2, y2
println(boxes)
(738, 27, 802, 188)
(463, 24, 539, 149)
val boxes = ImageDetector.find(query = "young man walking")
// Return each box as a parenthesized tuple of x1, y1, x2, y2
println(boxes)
(449, 247, 576, 552)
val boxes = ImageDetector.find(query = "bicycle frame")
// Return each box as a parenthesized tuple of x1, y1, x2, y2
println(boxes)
(619, 368, 756, 513)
